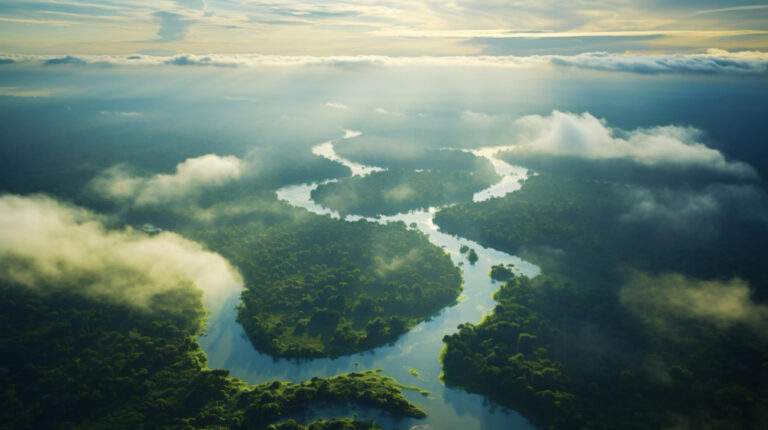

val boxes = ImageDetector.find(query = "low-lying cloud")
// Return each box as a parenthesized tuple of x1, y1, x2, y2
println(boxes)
(495, 111, 754, 177)
(384, 184, 417, 202)
(0, 194, 241, 313)
(550, 49, 768, 75)
(4, 50, 767, 75)
(621, 272, 768, 334)
(325, 101, 350, 110)
(90, 154, 243, 206)
(620, 184, 768, 233)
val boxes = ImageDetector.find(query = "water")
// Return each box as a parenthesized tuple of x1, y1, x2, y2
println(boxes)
(198, 132, 541, 430)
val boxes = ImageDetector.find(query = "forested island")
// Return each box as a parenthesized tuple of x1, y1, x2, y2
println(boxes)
(197, 213, 463, 358)
(332, 137, 494, 172)
(458, 245, 479, 265)
(489, 264, 516, 282)
(436, 174, 768, 429)
(311, 167, 498, 217)
(0, 279, 427, 429)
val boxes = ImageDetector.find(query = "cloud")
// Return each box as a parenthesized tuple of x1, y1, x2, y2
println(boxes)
(343, 129, 362, 139)
(0, 86, 61, 97)
(501, 111, 754, 177)
(620, 184, 768, 232)
(375, 107, 405, 116)
(692, 5, 768, 16)
(384, 184, 417, 202)
(0, 16, 75, 26)
(1, 0, 767, 56)
(90, 154, 243, 206)
(374, 248, 421, 276)
(174, 0, 207, 11)
(0, 194, 241, 313)
(155, 11, 194, 43)
(372, 29, 768, 40)
(462, 110, 499, 127)
(620, 272, 768, 334)
(325, 101, 350, 110)
(5, 50, 766, 75)
(43, 55, 86, 66)
(549, 50, 768, 75)
(168, 55, 237, 67)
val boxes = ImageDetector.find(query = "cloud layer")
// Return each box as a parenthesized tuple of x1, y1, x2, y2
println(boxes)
(0, 194, 241, 313)
(550, 49, 768, 75)
(2, 50, 767, 75)
(497, 111, 754, 177)
(1, 0, 768, 56)
(90, 154, 242, 206)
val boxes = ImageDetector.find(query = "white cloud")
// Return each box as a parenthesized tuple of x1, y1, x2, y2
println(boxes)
(384, 183, 416, 202)
(325, 101, 350, 110)
(342, 129, 362, 139)
(4, 50, 767, 75)
(90, 154, 243, 206)
(462, 110, 499, 127)
(621, 272, 768, 334)
(0, 194, 241, 313)
(375, 107, 405, 116)
(502, 111, 754, 177)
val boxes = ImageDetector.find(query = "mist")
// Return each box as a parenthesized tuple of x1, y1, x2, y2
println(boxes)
(0, 194, 242, 313)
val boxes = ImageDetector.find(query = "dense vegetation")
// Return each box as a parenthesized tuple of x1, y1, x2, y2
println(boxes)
(196, 214, 462, 358)
(434, 174, 768, 288)
(436, 174, 768, 429)
(333, 137, 494, 172)
(458, 246, 479, 265)
(0, 281, 427, 430)
(443, 274, 768, 430)
(489, 264, 516, 282)
(311, 167, 499, 216)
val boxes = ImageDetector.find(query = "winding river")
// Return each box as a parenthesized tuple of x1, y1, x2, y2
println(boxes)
(198, 132, 540, 430)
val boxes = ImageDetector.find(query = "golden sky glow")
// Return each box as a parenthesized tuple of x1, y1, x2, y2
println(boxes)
(1, 0, 768, 55)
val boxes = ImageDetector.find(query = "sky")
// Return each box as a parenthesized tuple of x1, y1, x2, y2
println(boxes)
(1, 0, 768, 56)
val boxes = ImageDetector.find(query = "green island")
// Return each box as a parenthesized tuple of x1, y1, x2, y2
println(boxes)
(197, 213, 463, 358)
(436, 174, 768, 430)
(0, 280, 426, 429)
(333, 137, 494, 172)
(489, 264, 515, 282)
(458, 245, 478, 264)
(310, 167, 499, 217)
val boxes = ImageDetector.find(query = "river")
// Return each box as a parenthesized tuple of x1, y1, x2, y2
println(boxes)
(198, 131, 540, 430)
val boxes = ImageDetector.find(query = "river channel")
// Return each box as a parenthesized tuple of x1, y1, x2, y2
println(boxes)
(198, 131, 540, 430)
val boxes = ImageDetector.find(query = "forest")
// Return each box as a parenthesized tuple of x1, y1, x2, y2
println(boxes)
(434, 174, 768, 290)
(311, 167, 498, 216)
(332, 137, 494, 172)
(436, 174, 768, 429)
(196, 212, 463, 358)
(0, 279, 427, 429)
